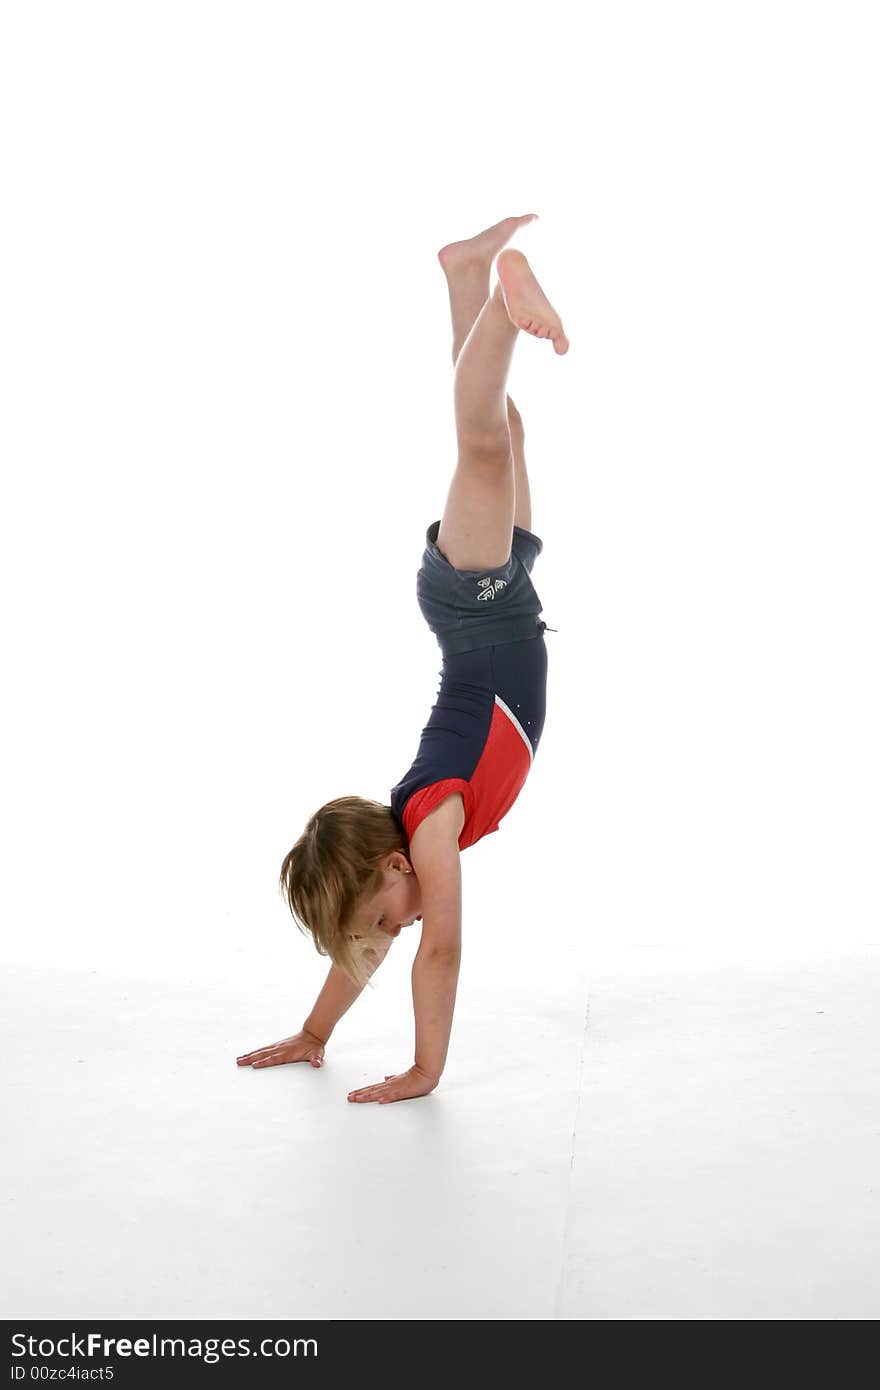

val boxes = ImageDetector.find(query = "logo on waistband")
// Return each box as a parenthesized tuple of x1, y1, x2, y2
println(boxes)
(477, 577, 507, 601)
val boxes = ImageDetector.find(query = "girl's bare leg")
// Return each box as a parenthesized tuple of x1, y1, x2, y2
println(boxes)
(436, 221, 568, 571)
(439, 216, 533, 530)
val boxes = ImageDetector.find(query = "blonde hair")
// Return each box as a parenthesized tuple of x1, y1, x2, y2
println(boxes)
(279, 795, 409, 988)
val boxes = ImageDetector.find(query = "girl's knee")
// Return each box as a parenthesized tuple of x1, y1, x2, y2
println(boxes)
(456, 431, 513, 467)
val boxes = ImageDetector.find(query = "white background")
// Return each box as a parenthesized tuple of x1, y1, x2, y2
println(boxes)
(2, 1, 877, 1010)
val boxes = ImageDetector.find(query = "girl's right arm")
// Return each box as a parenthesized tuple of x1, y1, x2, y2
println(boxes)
(236, 937, 394, 1069)
(303, 949, 387, 1044)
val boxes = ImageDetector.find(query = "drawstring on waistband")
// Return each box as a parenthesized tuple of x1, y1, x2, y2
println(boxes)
(538, 620, 558, 634)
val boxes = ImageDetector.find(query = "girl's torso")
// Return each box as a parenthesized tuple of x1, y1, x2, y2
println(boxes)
(390, 633, 548, 851)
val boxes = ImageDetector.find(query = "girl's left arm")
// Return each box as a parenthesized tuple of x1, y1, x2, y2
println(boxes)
(410, 944, 462, 1084)
(347, 812, 463, 1105)
(410, 842, 462, 1082)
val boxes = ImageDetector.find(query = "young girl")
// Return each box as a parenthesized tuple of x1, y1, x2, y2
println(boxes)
(237, 213, 568, 1104)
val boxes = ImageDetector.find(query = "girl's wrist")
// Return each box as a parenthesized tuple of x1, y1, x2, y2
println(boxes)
(303, 1021, 329, 1045)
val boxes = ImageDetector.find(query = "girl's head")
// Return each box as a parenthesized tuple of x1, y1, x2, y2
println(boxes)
(279, 796, 422, 988)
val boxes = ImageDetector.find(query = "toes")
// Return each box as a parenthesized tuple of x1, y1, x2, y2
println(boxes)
(514, 314, 564, 344)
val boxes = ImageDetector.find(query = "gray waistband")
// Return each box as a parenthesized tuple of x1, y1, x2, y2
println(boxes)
(437, 614, 549, 657)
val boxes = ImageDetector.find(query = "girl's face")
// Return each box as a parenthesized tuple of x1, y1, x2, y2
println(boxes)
(359, 856, 423, 938)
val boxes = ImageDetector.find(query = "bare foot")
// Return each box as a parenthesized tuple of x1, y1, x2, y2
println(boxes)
(495, 248, 569, 356)
(438, 214, 538, 275)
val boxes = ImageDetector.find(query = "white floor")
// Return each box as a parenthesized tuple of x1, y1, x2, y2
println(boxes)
(2, 945, 877, 1320)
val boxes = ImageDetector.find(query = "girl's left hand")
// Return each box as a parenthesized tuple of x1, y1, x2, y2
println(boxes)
(347, 1065, 438, 1104)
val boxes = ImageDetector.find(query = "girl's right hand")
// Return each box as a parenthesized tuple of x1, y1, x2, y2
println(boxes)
(236, 1029, 326, 1069)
